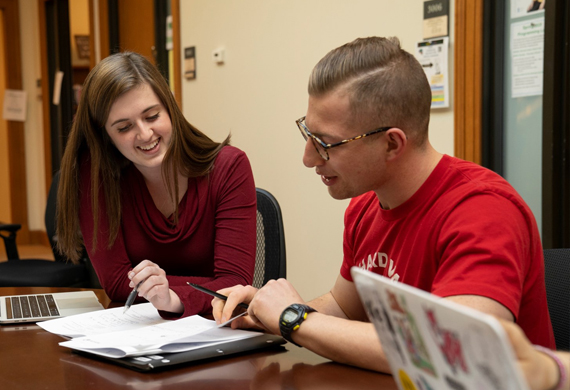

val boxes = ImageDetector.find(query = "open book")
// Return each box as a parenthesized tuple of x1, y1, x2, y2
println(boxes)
(38, 303, 258, 358)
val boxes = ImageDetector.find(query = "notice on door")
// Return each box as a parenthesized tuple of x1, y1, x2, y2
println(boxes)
(511, 17, 544, 98)
(3, 89, 27, 122)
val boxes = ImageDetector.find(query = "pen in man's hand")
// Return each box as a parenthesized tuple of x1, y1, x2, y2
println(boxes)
(187, 282, 249, 309)
(123, 281, 143, 314)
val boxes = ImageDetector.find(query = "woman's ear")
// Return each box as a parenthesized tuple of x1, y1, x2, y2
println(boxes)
(384, 128, 407, 160)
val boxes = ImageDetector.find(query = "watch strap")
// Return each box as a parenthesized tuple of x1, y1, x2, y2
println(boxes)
(279, 304, 316, 347)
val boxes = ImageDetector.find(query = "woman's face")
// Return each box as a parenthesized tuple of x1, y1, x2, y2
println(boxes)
(105, 83, 172, 178)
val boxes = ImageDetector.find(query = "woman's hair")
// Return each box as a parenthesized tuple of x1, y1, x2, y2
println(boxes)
(308, 37, 431, 146)
(56, 52, 229, 262)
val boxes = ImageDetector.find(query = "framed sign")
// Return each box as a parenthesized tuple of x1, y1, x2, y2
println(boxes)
(74, 35, 90, 59)
(423, 0, 449, 39)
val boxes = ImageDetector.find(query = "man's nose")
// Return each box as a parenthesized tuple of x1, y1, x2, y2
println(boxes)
(302, 139, 324, 168)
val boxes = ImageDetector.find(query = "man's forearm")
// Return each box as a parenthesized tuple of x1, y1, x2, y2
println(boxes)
(307, 292, 349, 318)
(289, 312, 391, 373)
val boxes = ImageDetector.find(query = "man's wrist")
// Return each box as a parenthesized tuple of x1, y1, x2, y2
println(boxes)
(279, 304, 316, 347)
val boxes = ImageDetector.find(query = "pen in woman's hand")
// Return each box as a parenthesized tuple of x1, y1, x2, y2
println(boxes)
(123, 281, 143, 314)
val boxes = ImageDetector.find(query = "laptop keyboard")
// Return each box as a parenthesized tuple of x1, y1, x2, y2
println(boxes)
(6, 295, 60, 319)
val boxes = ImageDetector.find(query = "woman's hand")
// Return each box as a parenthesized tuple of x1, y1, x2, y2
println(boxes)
(128, 260, 183, 313)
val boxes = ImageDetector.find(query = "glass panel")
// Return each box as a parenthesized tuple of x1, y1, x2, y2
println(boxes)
(503, 0, 545, 234)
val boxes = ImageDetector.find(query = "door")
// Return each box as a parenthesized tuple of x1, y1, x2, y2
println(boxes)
(107, 0, 169, 79)
(41, 0, 73, 177)
(482, 0, 570, 247)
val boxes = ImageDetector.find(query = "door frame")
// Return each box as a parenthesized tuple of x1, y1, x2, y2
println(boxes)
(542, 0, 570, 248)
(454, 0, 483, 164)
(0, 0, 28, 242)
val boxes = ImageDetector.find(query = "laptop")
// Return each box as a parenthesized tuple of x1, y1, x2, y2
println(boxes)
(351, 267, 530, 390)
(0, 291, 104, 324)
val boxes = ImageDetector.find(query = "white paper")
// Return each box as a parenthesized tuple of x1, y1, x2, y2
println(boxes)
(39, 303, 258, 358)
(511, 17, 544, 98)
(52, 71, 64, 105)
(38, 303, 166, 338)
(166, 15, 173, 51)
(3, 89, 27, 122)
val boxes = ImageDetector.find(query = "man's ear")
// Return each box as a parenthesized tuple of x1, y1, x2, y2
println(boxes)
(385, 128, 407, 160)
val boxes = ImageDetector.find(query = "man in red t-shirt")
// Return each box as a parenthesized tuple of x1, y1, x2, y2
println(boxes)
(212, 36, 555, 373)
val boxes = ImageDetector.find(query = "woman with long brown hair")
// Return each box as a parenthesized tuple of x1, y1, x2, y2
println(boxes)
(56, 52, 256, 317)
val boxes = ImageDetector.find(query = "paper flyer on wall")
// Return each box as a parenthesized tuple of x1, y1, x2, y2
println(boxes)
(415, 37, 449, 109)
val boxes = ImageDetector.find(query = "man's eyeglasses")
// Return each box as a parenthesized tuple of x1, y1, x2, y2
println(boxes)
(295, 116, 392, 161)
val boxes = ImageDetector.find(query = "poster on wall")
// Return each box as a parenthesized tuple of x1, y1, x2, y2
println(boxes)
(511, 0, 545, 19)
(511, 16, 544, 98)
(415, 37, 449, 109)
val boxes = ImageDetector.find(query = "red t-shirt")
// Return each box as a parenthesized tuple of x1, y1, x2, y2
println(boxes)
(79, 146, 256, 317)
(341, 155, 555, 348)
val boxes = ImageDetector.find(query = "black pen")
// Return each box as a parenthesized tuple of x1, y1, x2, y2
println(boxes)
(187, 282, 249, 309)
(123, 281, 143, 314)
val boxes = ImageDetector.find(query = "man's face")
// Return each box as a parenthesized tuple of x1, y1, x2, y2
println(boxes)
(302, 90, 389, 200)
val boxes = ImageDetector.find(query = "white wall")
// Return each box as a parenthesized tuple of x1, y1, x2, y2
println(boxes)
(180, 0, 455, 300)
(18, 1, 455, 297)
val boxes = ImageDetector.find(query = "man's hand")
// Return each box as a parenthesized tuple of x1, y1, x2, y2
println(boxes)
(128, 259, 183, 313)
(212, 284, 259, 329)
(247, 279, 306, 334)
(213, 279, 305, 334)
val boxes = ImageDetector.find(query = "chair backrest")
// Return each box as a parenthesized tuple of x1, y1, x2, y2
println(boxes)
(253, 188, 286, 288)
(543, 248, 570, 351)
(44, 171, 61, 260)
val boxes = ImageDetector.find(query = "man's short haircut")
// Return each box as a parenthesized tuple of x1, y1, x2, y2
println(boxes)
(308, 37, 432, 146)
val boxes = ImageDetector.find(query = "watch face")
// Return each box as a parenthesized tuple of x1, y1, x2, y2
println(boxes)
(282, 308, 299, 323)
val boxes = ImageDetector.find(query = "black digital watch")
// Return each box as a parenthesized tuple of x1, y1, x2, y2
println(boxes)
(279, 303, 316, 347)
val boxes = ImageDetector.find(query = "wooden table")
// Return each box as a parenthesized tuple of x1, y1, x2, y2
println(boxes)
(0, 287, 398, 390)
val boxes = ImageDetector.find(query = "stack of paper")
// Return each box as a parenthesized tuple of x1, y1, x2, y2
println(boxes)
(38, 303, 258, 358)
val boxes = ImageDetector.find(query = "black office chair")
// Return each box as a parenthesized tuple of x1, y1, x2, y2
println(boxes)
(253, 188, 286, 288)
(0, 171, 96, 287)
(543, 248, 570, 351)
